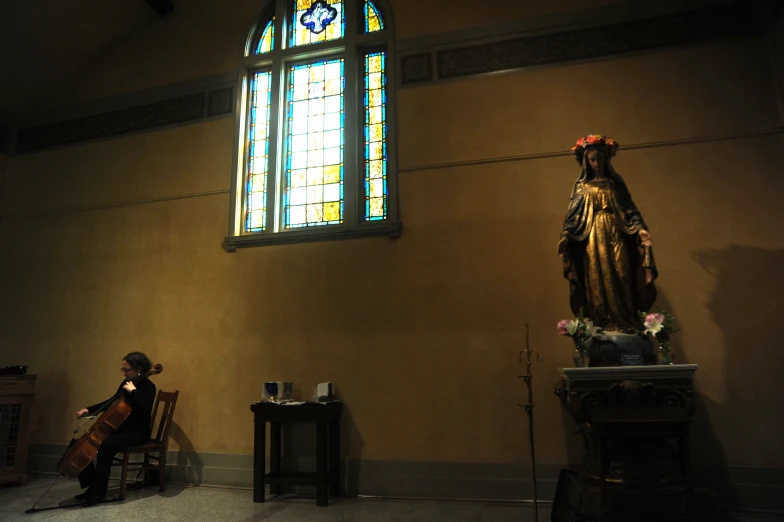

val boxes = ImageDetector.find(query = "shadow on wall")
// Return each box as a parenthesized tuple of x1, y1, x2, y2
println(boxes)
(284, 398, 364, 495)
(692, 245, 784, 509)
(647, 289, 734, 506)
(168, 420, 204, 485)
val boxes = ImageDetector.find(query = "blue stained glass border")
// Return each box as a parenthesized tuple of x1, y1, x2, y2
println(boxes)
(363, 51, 387, 221)
(245, 71, 273, 232)
(254, 18, 275, 54)
(364, 1, 385, 33)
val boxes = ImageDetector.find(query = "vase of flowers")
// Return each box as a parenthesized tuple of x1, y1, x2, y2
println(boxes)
(558, 308, 600, 367)
(640, 311, 679, 365)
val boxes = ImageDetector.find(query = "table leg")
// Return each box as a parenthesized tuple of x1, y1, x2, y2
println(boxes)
(317, 422, 328, 506)
(253, 418, 266, 503)
(270, 422, 282, 496)
(329, 419, 340, 497)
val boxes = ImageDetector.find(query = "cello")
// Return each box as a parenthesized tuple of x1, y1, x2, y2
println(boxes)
(56, 363, 163, 478)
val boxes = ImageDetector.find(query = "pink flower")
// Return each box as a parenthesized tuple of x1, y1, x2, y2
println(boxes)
(557, 320, 570, 335)
(644, 313, 665, 336)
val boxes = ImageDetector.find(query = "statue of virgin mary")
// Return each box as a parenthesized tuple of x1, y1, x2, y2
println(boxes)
(557, 135, 658, 332)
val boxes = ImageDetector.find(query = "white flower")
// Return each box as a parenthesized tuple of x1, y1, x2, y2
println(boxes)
(566, 319, 579, 336)
(584, 319, 599, 338)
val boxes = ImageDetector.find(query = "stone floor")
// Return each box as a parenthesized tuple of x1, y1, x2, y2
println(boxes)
(0, 474, 781, 522)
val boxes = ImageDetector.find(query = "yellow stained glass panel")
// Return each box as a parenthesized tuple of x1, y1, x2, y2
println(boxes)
(324, 201, 340, 221)
(369, 142, 382, 160)
(367, 16, 380, 33)
(325, 165, 340, 183)
(368, 55, 382, 73)
(369, 107, 382, 124)
(369, 198, 383, 216)
(368, 160, 382, 178)
(369, 124, 383, 142)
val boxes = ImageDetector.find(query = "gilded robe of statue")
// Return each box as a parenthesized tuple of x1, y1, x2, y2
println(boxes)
(559, 137, 658, 332)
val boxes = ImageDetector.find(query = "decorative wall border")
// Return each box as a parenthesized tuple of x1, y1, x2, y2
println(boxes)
(13, 87, 234, 154)
(399, 1, 756, 86)
(5, 1, 766, 153)
(400, 53, 433, 85)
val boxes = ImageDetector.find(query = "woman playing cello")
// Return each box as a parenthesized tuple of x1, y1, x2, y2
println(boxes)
(74, 352, 156, 506)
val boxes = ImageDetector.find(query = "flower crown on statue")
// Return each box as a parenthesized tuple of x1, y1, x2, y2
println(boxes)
(570, 134, 619, 165)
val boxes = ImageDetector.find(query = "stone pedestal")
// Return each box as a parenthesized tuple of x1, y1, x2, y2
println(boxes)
(585, 331, 656, 367)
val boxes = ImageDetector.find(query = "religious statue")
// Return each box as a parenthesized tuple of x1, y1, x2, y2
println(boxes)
(557, 135, 658, 334)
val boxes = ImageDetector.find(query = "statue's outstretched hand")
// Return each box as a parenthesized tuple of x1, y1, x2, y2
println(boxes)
(639, 229, 653, 248)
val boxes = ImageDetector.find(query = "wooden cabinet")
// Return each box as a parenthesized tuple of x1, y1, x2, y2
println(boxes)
(0, 375, 43, 485)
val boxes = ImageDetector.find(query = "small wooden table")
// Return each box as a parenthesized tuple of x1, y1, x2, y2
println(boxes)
(250, 401, 343, 506)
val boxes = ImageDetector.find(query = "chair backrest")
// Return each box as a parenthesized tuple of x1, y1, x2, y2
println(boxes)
(148, 390, 179, 444)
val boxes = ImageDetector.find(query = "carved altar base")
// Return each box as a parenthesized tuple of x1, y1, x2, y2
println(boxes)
(552, 364, 719, 521)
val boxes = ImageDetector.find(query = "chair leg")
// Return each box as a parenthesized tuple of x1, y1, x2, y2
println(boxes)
(119, 451, 130, 500)
(159, 450, 166, 492)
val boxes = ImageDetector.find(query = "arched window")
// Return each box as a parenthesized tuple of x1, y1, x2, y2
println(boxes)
(224, 0, 399, 251)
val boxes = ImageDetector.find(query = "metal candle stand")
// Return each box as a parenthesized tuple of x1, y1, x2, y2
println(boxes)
(518, 323, 542, 522)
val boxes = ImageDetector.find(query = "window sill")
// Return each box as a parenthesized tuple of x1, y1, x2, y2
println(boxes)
(222, 220, 402, 252)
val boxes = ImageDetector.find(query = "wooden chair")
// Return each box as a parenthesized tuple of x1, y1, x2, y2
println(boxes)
(112, 390, 179, 500)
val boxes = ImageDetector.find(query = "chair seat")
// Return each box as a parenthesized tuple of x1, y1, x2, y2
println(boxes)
(125, 440, 164, 453)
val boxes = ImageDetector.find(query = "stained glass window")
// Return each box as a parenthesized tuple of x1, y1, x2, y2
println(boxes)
(292, 0, 344, 47)
(284, 59, 345, 228)
(233, 0, 396, 246)
(364, 52, 387, 221)
(364, 1, 384, 33)
(254, 17, 275, 54)
(245, 71, 273, 232)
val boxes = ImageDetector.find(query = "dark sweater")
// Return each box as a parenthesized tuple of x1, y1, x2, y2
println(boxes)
(87, 378, 157, 435)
